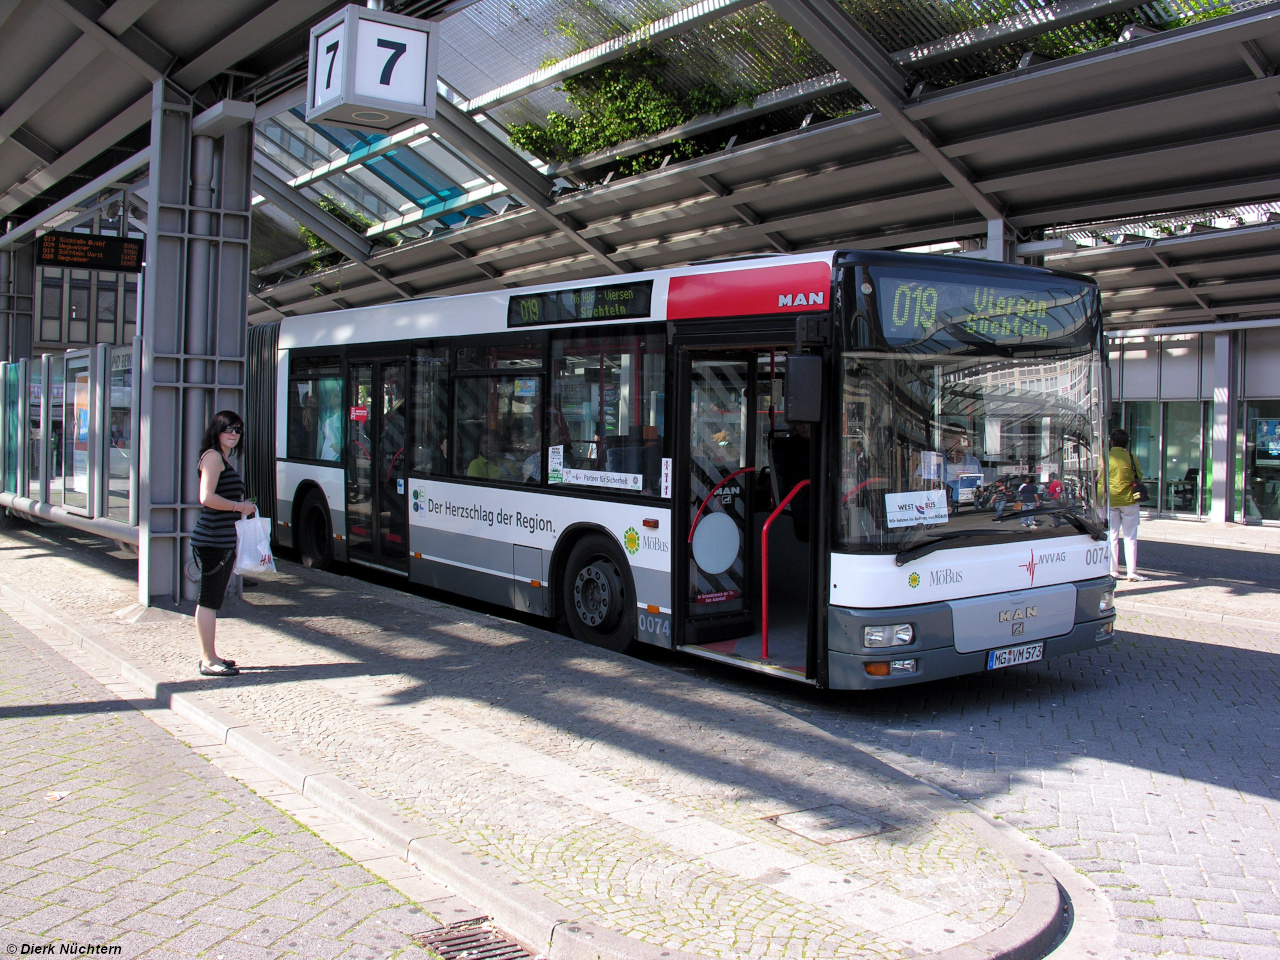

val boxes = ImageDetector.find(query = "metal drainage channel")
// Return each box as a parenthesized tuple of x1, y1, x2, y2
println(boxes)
(413, 918, 535, 960)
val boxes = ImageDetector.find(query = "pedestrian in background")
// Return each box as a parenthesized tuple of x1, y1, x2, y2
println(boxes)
(1106, 427, 1147, 581)
(191, 410, 256, 677)
(1019, 474, 1040, 526)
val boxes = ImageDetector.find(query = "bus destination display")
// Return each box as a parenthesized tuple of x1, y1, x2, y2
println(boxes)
(875, 272, 1090, 345)
(509, 281, 652, 327)
(36, 231, 143, 273)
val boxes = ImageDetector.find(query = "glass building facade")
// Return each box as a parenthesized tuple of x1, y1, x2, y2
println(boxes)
(1109, 324, 1280, 524)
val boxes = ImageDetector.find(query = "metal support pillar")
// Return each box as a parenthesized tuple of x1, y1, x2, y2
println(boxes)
(1209, 331, 1236, 523)
(0, 236, 33, 361)
(138, 80, 252, 605)
(987, 219, 1017, 263)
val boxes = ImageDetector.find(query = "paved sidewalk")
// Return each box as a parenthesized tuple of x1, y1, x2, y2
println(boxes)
(0, 522, 1066, 960)
(1107, 520, 1280, 628)
(0, 598, 464, 959)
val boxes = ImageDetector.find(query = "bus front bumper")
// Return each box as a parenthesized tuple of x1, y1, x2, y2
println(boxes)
(826, 577, 1117, 690)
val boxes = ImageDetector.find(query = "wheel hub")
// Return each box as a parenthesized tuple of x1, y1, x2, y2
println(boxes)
(574, 563, 614, 627)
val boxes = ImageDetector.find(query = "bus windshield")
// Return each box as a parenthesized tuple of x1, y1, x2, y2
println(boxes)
(837, 350, 1105, 554)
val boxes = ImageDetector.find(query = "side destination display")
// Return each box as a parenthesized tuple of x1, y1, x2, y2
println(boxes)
(36, 231, 143, 273)
(508, 281, 652, 327)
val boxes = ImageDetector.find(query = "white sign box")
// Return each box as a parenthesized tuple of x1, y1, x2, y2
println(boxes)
(306, 5, 438, 132)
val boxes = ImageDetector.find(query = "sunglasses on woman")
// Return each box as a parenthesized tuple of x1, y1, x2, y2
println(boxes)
(222, 425, 243, 435)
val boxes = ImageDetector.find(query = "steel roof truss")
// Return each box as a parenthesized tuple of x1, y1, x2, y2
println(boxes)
(42, 0, 164, 84)
(251, 162, 413, 301)
(1240, 40, 1275, 79)
(769, 0, 1004, 223)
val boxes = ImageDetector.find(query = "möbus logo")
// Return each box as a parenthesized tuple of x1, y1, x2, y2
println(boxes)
(778, 291, 824, 307)
(929, 567, 963, 586)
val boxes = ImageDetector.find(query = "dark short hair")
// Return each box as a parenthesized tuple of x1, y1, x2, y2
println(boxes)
(1110, 428, 1130, 449)
(200, 409, 245, 460)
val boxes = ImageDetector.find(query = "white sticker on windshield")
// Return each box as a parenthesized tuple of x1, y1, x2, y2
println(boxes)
(885, 490, 949, 528)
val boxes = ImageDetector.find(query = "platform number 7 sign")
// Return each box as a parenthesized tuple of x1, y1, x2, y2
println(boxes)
(306, 4, 438, 131)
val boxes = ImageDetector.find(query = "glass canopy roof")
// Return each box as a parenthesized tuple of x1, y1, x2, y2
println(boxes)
(249, 0, 1261, 284)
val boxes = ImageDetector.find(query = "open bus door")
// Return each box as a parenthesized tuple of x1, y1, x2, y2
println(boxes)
(675, 344, 824, 683)
(346, 357, 409, 575)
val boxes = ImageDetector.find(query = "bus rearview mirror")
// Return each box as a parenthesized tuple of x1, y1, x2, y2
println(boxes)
(786, 356, 822, 421)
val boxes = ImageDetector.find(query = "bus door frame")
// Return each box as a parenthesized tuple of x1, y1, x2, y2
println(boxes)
(344, 348, 409, 575)
(670, 319, 831, 683)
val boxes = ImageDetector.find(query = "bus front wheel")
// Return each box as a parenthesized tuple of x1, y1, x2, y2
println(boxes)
(298, 489, 334, 570)
(562, 534, 635, 653)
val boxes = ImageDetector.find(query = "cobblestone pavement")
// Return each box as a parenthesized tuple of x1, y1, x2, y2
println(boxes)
(660, 535, 1280, 960)
(0, 523, 1034, 960)
(0, 599, 459, 959)
(1114, 537, 1280, 625)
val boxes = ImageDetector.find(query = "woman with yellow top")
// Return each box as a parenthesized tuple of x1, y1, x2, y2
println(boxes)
(1106, 428, 1147, 581)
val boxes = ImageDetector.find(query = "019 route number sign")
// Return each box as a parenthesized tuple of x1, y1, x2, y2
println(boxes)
(305, 5, 438, 132)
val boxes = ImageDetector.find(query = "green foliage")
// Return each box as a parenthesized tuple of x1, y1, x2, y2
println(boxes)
(298, 196, 401, 276)
(507, 50, 747, 173)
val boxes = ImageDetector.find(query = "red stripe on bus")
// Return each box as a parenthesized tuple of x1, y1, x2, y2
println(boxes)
(667, 262, 833, 320)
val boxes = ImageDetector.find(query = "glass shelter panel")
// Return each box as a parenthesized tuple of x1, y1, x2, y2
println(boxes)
(3, 364, 18, 494)
(107, 347, 133, 522)
(47, 358, 63, 505)
(63, 354, 91, 512)
(27, 363, 41, 500)
(1244, 400, 1280, 521)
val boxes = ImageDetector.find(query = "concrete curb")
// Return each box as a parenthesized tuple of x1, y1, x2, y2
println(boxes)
(1139, 531, 1279, 554)
(1114, 598, 1280, 633)
(0, 574, 1078, 960)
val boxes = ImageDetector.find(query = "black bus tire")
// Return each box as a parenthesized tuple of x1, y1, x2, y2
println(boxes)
(562, 534, 636, 653)
(298, 489, 334, 570)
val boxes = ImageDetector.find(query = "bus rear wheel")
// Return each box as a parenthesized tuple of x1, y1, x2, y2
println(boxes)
(562, 534, 635, 653)
(298, 489, 334, 570)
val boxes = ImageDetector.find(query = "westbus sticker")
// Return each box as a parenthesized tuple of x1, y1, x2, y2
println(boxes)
(884, 491, 948, 528)
(667, 261, 832, 319)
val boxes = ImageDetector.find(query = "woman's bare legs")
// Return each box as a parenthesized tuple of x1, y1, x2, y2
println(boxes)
(196, 604, 219, 666)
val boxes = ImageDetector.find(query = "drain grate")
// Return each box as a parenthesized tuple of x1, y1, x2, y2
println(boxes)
(413, 917, 536, 960)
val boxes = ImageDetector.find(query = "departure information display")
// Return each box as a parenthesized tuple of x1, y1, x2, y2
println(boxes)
(873, 270, 1092, 345)
(36, 231, 143, 273)
(508, 281, 652, 327)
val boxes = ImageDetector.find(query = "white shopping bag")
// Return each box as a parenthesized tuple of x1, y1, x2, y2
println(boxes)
(234, 515, 277, 575)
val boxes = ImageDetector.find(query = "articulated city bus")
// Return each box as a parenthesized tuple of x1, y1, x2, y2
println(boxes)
(259, 250, 1116, 689)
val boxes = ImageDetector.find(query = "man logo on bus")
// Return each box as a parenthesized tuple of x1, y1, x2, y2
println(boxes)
(778, 292, 824, 307)
(623, 526, 640, 555)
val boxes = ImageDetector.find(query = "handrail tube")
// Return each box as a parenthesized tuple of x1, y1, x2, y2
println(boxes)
(687, 465, 754, 544)
(760, 479, 809, 660)
(0, 492, 140, 545)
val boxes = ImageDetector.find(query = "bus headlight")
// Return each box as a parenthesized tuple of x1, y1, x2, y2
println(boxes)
(865, 624, 914, 647)
(1099, 590, 1114, 613)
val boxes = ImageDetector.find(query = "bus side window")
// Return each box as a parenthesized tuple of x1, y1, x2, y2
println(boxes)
(287, 356, 342, 461)
(550, 330, 665, 494)
(452, 374, 542, 483)
(409, 346, 449, 476)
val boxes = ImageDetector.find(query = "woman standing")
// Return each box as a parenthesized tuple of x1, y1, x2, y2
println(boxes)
(191, 410, 256, 677)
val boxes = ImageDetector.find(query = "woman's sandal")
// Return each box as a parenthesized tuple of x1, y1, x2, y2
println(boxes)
(199, 661, 239, 677)
(219, 658, 236, 667)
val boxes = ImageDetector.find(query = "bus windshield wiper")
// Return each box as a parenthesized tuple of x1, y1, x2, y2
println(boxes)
(1056, 507, 1106, 540)
(894, 530, 1016, 566)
